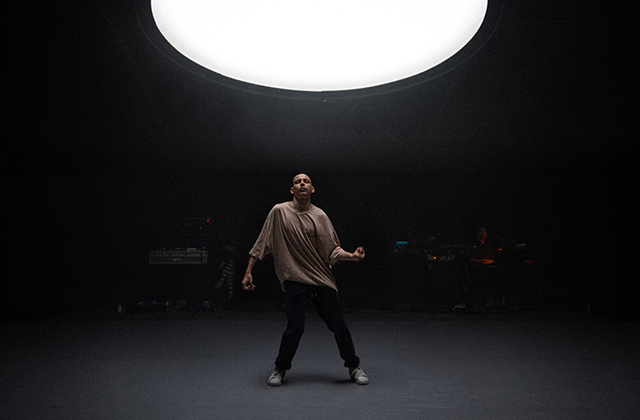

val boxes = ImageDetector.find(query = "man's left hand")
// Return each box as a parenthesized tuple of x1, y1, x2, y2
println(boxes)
(351, 247, 365, 261)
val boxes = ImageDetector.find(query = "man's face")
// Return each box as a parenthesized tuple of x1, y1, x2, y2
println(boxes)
(291, 174, 315, 199)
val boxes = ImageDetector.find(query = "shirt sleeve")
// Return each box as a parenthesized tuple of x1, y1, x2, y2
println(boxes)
(249, 206, 276, 260)
(329, 243, 345, 266)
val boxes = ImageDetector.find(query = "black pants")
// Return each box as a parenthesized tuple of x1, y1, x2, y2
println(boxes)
(464, 269, 486, 308)
(275, 281, 360, 370)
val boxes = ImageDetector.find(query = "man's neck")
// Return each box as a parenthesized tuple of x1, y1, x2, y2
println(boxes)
(290, 198, 312, 212)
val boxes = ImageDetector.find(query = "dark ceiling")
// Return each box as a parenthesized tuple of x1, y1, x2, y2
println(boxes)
(5, 0, 635, 179)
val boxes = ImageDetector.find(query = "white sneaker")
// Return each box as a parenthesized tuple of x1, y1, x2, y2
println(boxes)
(349, 366, 369, 385)
(268, 368, 286, 387)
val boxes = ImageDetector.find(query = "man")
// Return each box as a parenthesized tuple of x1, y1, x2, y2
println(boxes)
(465, 227, 495, 309)
(241, 173, 368, 386)
(469, 227, 494, 266)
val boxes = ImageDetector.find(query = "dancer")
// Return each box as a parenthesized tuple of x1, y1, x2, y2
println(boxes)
(242, 173, 368, 386)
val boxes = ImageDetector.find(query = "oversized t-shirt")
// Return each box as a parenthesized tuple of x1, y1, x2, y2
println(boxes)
(249, 202, 345, 292)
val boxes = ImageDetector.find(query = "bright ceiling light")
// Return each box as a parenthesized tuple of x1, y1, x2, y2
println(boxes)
(150, 0, 488, 92)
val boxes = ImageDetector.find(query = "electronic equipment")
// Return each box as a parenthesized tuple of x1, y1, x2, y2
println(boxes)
(149, 248, 208, 264)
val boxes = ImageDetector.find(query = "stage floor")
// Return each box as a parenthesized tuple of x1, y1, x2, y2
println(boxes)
(2, 309, 639, 419)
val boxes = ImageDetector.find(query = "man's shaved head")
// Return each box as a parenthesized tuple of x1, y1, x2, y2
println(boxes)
(292, 173, 312, 185)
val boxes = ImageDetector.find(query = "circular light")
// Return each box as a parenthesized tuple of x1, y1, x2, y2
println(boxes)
(149, 0, 489, 93)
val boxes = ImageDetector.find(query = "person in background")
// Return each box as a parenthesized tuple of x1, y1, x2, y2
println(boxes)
(462, 227, 495, 310)
(213, 234, 238, 311)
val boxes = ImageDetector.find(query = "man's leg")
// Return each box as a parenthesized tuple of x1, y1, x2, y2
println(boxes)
(313, 287, 360, 369)
(274, 281, 310, 371)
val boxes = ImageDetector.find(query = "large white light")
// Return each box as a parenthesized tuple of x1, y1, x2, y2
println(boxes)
(150, 0, 488, 92)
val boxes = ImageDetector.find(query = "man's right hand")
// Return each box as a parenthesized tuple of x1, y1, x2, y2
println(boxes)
(242, 273, 255, 291)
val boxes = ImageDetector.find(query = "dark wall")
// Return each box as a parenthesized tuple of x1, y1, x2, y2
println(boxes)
(6, 169, 623, 320)
(3, 177, 60, 320)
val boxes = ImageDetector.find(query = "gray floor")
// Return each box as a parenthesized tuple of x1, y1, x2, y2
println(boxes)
(2, 309, 639, 420)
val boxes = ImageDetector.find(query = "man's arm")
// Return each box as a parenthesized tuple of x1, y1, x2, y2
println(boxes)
(241, 255, 258, 291)
(337, 247, 365, 262)
(470, 258, 494, 264)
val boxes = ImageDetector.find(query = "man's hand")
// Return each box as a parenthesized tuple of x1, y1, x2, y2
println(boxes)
(242, 256, 258, 291)
(350, 247, 365, 262)
(242, 273, 255, 291)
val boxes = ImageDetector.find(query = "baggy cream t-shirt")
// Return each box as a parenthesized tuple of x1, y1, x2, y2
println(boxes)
(249, 202, 345, 292)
